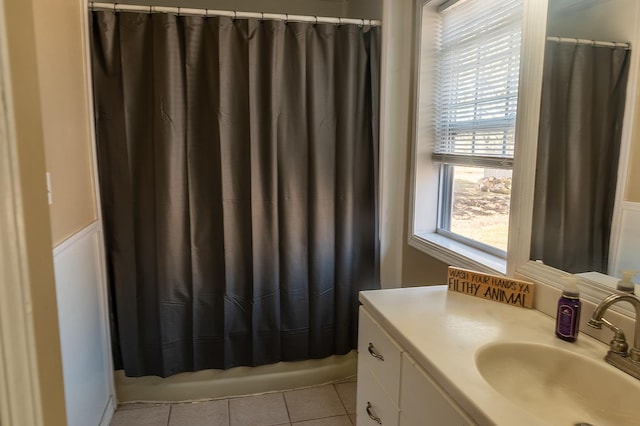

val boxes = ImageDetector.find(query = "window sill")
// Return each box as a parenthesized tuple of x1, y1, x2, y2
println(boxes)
(408, 232, 507, 276)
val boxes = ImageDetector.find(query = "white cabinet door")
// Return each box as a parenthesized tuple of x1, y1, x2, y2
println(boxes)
(400, 353, 475, 426)
(357, 367, 400, 426)
(357, 307, 403, 403)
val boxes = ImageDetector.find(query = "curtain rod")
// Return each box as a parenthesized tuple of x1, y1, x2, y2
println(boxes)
(89, 2, 382, 26)
(547, 36, 630, 50)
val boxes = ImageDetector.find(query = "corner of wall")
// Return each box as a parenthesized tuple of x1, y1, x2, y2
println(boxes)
(2, 0, 67, 423)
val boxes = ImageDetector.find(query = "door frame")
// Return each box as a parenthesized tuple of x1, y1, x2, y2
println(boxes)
(0, 0, 46, 422)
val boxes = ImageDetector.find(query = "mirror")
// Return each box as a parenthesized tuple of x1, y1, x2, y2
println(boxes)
(527, 0, 640, 294)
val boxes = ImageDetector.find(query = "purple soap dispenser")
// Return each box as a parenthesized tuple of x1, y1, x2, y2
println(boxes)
(555, 277, 581, 342)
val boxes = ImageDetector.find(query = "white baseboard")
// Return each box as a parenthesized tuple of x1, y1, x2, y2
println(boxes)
(98, 395, 115, 426)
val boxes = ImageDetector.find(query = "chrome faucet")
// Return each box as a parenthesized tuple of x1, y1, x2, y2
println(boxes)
(588, 293, 640, 380)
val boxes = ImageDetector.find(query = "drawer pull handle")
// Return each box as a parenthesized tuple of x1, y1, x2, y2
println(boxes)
(366, 401, 382, 424)
(368, 343, 384, 361)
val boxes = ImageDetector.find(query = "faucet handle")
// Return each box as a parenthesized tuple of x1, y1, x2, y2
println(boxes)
(609, 330, 629, 355)
(590, 317, 629, 355)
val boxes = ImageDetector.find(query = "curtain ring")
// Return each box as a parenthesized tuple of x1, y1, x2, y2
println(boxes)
(260, 12, 264, 21)
(285, 13, 288, 24)
(337, 17, 342, 26)
(314, 15, 318, 25)
(113, 2, 117, 13)
(232, 10, 237, 21)
(360, 18, 365, 27)
(148, 5, 152, 14)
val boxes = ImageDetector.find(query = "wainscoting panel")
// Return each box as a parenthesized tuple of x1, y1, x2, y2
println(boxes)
(53, 222, 114, 426)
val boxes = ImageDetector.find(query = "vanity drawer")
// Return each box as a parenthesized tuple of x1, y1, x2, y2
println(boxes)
(399, 352, 475, 426)
(357, 307, 403, 403)
(357, 367, 399, 426)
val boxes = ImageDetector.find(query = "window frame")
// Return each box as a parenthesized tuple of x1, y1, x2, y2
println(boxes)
(408, 0, 525, 275)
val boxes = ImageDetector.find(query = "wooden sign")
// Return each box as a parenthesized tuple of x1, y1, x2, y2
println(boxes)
(447, 267, 534, 309)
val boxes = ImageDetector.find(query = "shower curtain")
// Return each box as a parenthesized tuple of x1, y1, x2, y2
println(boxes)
(91, 11, 381, 377)
(531, 41, 630, 274)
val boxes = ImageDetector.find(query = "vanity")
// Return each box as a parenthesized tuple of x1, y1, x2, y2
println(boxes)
(356, 286, 640, 426)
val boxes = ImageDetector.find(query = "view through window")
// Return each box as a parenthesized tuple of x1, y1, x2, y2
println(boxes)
(447, 166, 512, 252)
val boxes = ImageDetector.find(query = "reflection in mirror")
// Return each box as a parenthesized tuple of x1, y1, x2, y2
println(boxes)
(531, 38, 630, 274)
(529, 0, 640, 291)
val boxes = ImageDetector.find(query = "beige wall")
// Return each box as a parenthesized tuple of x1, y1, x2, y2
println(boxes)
(627, 141, 640, 202)
(402, 244, 449, 287)
(626, 77, 640, 202)
(33, 0, 96, 246)
(347, 0, 382, 19)
(3, 0, 67, 423)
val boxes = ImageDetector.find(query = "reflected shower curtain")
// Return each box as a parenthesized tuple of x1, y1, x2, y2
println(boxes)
(531, 41, 630, 274)
(91, 11, 380, 377)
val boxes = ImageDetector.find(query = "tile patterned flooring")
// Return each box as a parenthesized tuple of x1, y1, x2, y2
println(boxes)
(110, 379, 357, 426)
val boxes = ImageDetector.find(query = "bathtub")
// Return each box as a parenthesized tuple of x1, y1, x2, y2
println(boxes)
(114, 350, 357, 402)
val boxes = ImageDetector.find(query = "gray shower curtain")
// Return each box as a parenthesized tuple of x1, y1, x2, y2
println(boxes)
(91, 11, 380, 377)
(531, 41, 630, 274)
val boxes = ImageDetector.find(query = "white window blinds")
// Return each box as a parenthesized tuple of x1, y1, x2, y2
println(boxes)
(433, 0, 523, 168)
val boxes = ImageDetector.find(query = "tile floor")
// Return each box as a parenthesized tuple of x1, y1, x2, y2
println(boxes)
(110, 378, 357, 426)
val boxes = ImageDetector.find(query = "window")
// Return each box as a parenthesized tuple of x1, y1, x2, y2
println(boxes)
(411, 0, 523, 272)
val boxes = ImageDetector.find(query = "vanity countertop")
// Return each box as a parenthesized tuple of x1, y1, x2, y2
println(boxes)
(359, 285, 632, 426)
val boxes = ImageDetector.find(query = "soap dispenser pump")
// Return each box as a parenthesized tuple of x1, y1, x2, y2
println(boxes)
(617, 270, 638, 293)
(555, 276, 581, 342)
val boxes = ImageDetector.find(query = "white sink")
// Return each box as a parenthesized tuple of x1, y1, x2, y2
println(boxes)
(475, 342, 640, 426)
